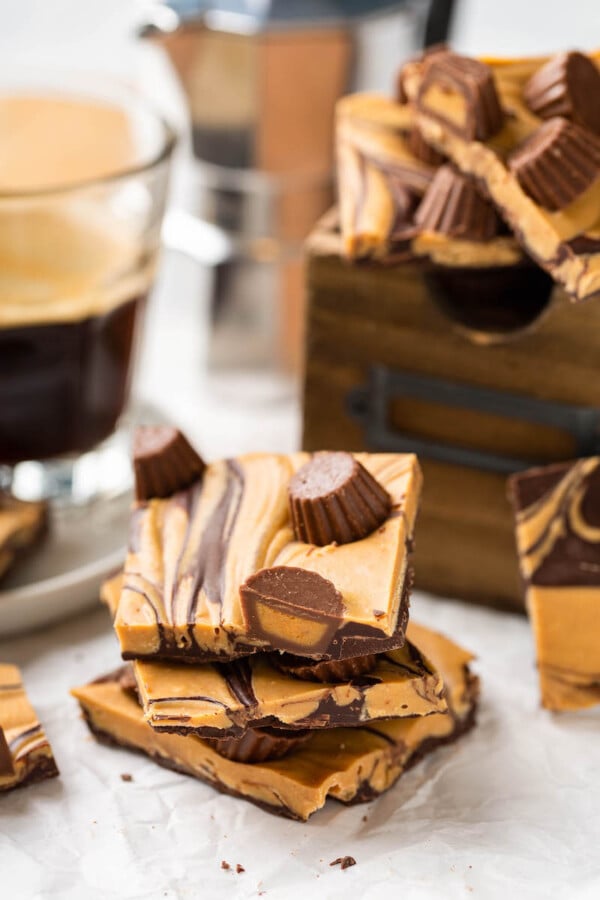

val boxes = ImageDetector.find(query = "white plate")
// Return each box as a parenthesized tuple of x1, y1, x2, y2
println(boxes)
(0, 490, 129, 637)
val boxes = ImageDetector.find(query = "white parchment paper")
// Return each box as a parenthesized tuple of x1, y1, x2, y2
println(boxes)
(2, 593, 600, 900)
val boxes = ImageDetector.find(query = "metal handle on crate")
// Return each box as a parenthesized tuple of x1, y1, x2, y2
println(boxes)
(346, 367, 600, 474)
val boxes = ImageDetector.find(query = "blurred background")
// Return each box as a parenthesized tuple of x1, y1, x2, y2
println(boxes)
(1, 0, 598, 468)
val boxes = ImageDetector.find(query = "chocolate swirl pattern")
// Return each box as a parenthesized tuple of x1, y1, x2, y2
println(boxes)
(0, 664, 59, 792)
(132, 626, 445, 738)
(336, 93, 433, 260)
(509, 458, 600, 711)
(113, 451, 422, 663)
(511, 458, 600, 586)
(72, 621, 478, 821)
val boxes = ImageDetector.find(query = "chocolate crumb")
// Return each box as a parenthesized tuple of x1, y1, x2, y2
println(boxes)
(221, 861, 230, 870)
(373, 609, 385, 619)
(236, 864, 245, 874)
(120, 773, 133, 782)
(330, 856, 356, 870)
(362, 815, 368, 823)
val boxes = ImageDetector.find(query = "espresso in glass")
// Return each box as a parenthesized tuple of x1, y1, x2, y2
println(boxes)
(0, 87, 174, 474)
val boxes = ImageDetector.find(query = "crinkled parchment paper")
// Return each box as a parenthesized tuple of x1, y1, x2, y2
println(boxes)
(1, 593, 600, 900)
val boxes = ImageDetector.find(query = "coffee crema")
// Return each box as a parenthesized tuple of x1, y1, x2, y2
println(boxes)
(0, 94, 157, 464)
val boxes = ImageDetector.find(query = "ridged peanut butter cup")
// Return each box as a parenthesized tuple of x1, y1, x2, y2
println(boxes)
(523, 51, 600, 135)
(133, 426, 205, 501)
(417, 52, 504, 141)
(509, 117, 600, 211)
(204, 727, 311, 763)
(396, 43, 449, 104)
(415, 165, 501, 241)
(93, 664, 138, 698)
(271, 652, 378, 683)
(289, 452, 391, 546)
(407, 127, 446, 167)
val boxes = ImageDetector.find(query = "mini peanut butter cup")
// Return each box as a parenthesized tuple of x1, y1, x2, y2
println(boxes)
(415, 164, 501, 241)
(271, 652, 378, 684)
(509, 117, 600, 211)
(523, 51, 600, 135)
(133, 426, 205, 501)
(94, 665, 139, 699)
(417, 52, 504, 141)
(240, 566, 345, 655)
(289, 452, 391, 546)
(204, 727, 311, 763)
(118, 665, 139, 698)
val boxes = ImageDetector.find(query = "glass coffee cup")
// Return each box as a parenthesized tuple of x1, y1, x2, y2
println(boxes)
(0, 72, 176, 500)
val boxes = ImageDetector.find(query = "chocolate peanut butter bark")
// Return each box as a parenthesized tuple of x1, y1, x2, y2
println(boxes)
(336, 91, 523, 268)
(0, 664, 59, 792)
(72, 622, 478, 821)
(404, 48, 600, 302)
(112, 445, 421, 663)
(509, 458, 600, 710)
(0, 495, 47, 582)
(131, 627, 445, 738)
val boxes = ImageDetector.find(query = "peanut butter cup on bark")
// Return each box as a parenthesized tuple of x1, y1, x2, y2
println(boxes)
(204, 727, 311, 763)
(288, 451, 391, 546)
(417, 52, 504, 141)
(240, 566, 344, 655)
(523, 50, 600, 135)
(509, 117, 600, 211)
(133, 425, 205, 501)
(415, 164, 501, 241)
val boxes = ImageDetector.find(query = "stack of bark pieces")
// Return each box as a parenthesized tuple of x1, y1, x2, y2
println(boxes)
(72, 427, 479, 820)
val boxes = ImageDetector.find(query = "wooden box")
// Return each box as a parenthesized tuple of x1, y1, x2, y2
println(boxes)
(302, 215, 600, 611)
